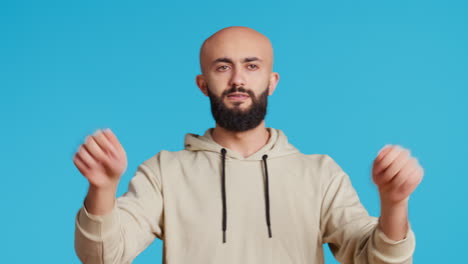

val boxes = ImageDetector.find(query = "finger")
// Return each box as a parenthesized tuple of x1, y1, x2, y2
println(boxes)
(93, 129, 118, 158)
(73, 154, 89, 175)
(374, 146, 407, 176)
(102, 128, 124, 153)
(373, 145, 394, 175)
(375, 144, 393, 162)
(77, 145, 98, 168)
(84, 134, 111, 165)
(389, 158, 418, 188)
(381, 149, 411, 183)
(398, 168, 423, 195)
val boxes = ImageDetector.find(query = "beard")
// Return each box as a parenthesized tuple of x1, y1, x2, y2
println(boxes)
(207, 84, 269, 132)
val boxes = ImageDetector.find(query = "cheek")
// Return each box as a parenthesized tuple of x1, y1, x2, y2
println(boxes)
(249, 75, 270, 91)
(205, 79, 227, 96)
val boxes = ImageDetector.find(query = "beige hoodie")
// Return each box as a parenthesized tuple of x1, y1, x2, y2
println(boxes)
(75, 128, 415, 264)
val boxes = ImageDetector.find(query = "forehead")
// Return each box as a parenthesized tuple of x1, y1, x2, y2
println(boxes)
(200, 30, 273, 68)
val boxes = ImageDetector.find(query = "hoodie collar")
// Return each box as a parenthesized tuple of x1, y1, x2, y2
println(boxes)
(184, 127, 299, 160)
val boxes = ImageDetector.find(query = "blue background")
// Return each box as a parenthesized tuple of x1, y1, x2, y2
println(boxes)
(1, 0, 467, 263)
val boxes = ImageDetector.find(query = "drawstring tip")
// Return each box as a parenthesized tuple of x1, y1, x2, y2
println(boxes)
(268, 226, 272, 238)
(223, 231, 226, 243)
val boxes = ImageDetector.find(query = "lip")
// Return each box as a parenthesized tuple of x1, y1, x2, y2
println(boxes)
(226, 93, 250, 101)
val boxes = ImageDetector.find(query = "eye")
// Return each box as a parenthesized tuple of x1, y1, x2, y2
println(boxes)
(247, 64, 258, 70)
(216, 65, 230, 72)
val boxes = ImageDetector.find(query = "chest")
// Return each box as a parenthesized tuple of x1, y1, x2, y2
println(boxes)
(162, 157, 323, 240)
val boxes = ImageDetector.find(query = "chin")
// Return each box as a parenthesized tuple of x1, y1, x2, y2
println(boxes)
(226, 99, 251, 107)
(230, 103, 252, 111)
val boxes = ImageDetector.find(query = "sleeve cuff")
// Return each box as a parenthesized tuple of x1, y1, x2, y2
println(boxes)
(76, 202, 120, 241)
(371, 223, 416, 262)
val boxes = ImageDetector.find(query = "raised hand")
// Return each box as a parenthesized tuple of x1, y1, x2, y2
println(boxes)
(372, 145, 424, 205)
(73, 128, 127, 190)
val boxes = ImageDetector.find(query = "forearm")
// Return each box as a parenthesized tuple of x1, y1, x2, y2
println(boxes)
(84, 184, 118, 215)
(77, 184, 121, 263)
(75, 160, 164, 263)
(378, 199, 409, 241)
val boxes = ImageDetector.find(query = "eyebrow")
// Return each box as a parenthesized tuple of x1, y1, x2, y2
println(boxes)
(212, 56, 263, 65)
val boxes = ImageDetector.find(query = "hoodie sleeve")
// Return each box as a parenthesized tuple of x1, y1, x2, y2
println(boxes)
(320, 155, 415, 264)
(74, 154, 164, 264)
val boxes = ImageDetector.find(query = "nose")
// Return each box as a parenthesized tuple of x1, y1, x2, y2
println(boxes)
(228, 66, 246, 88)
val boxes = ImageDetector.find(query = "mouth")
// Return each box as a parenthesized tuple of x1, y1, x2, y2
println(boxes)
(226, 92, 250, 101)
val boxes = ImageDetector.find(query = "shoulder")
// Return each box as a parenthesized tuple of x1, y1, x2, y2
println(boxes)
(292, 153, 347, 182)
(140, 149, 196, 168)
(295, 153, 342, 171)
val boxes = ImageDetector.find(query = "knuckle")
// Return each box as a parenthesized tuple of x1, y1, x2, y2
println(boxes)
(383, 171, 392, 181)
(399, 148, 408, 158)
(102, 152, 112, 162)
(405, 159, 414, 169)
(78, 145, 85, 155)
(95, 131, 104, 141)
(404, 149, 410, 156)
(411, 169, 421, 178)
(417, 167, 424, 176)
(85, 139, 94, 150)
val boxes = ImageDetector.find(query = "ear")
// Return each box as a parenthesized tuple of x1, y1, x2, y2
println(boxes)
(267, 72, 280, 96)
(196, 74, 209, 96)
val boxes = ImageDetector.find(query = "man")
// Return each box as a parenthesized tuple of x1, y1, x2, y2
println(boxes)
(74, 26, 423, 264)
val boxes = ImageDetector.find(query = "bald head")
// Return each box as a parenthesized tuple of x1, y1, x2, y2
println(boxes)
(199, 26, 274, 75)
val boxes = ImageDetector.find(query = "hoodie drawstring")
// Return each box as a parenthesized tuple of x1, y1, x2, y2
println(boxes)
(221, 148, 227, 243)
(220, 148, 272, 243)
(262, 154, 273, 239)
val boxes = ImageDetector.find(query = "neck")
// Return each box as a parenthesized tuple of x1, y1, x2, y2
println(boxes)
(211, 121, 270, 158)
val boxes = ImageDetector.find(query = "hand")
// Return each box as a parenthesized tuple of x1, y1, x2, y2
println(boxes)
(73, 128, 127, 190)
(372, 145, 424, 205)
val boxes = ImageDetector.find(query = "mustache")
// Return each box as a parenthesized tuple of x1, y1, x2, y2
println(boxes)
(221, 86, 255, 97)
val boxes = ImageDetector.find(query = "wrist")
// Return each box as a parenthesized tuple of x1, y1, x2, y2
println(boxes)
(85, 184, 118, 216)
(380, 196, 409, 210)
(88, 182, 118, 194)
(379, 197, 409, 241)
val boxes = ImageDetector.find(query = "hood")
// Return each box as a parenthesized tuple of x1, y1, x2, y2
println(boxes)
(183, 127, 299, 160)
